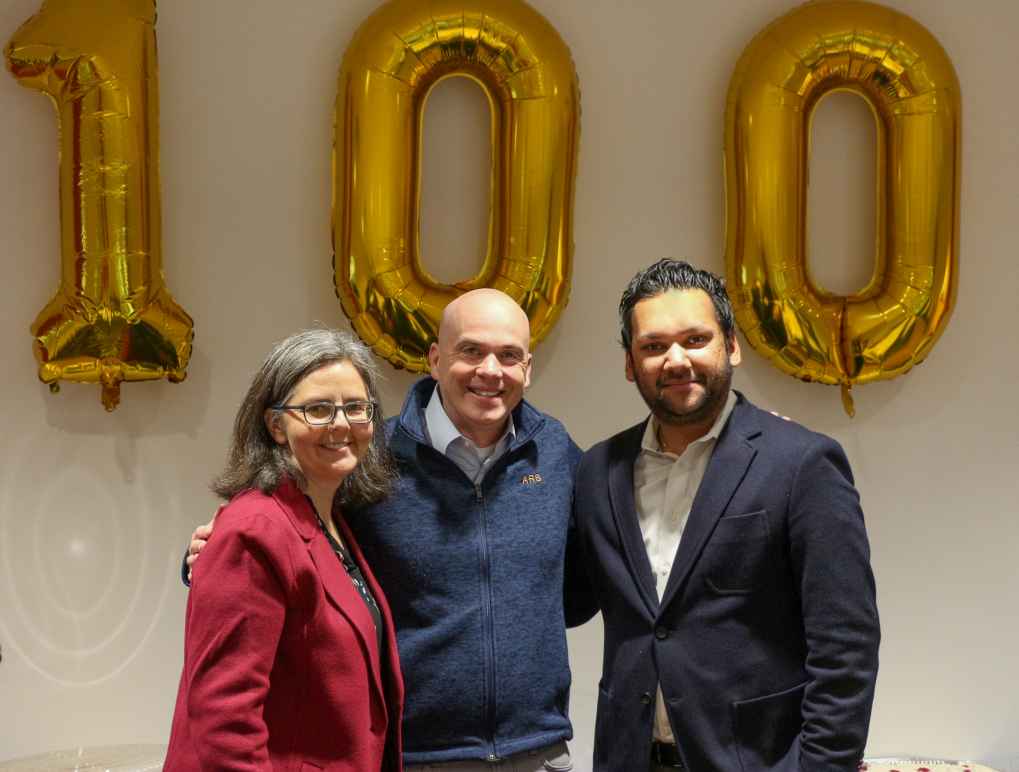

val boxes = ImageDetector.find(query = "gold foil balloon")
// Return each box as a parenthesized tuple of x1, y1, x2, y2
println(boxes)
(334, 0, 580, 371)
(723, 0, 960, 415)
(5, 0, 194, 411)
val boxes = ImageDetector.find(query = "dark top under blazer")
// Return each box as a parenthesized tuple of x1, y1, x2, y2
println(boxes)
(573, 393, 880, 772)
(165, 478, 404, 772)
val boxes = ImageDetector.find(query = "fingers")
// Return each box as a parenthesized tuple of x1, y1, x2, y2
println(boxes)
(187, 507, 224, 563)
(188, 528, 209, 557)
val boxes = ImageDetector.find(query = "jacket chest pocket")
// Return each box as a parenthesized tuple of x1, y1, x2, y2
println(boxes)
(700, 509, 771, 595)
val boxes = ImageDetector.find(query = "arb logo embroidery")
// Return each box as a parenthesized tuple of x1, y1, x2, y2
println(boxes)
(521, 473, 543, 485)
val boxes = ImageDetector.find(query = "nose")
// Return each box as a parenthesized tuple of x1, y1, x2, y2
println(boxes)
(664, 342, 690, 366)
(328, 406, 351, 428)
(477, 352, 502, 376)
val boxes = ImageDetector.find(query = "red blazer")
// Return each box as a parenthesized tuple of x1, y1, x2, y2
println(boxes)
(165, 479, 403, 772)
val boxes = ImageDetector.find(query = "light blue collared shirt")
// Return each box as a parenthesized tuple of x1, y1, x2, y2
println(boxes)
(423, 384, 516, 485)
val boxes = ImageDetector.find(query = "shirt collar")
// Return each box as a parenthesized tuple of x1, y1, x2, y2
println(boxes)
(640, 389, 737, 457)
(424, 383, 516, 455)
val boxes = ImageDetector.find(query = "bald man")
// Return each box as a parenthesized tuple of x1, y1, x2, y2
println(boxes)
(187, 290, 596, 770)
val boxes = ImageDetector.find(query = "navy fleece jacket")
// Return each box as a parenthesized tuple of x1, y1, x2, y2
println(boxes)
(348, 378, 594, 764)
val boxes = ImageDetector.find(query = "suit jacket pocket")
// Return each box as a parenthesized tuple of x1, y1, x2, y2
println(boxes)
(702, 510, 770, 595)
(731, 681, 805, 772)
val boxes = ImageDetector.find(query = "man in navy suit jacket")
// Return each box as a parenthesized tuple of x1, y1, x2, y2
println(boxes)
(572, 260, 880, 771)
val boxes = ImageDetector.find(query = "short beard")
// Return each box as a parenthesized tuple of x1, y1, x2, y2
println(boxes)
(639, 364, 733, 428)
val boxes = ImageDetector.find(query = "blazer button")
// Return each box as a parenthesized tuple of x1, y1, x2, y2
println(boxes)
(640, 692, 653, 705)
(654, 626, 669, 640)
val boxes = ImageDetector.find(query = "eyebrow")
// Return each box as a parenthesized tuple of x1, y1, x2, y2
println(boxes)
(635, 327, 713, 341)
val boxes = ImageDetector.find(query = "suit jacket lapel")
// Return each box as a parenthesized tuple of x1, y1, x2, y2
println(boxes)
(659, 398, 759, 611)
(607, 420, 660, 617)
(307, 531, 389, 710)
(334, 513, 401, 710)
(274, 482, 388, 712)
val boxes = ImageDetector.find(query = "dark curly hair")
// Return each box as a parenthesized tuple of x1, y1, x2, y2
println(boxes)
(619, 258, 736, 348)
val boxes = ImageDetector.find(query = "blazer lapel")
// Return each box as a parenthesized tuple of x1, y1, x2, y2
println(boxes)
(659, 398, 759, 611)
(307, 530, 388, 710)
(334, 513, 401, 709)
(607, 420, 660, 617)
(274, 482, 389, 713)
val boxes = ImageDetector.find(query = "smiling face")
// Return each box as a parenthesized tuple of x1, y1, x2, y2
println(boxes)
(428, 289, 532, 448)
(266, 359, 374, 504)
(626, 288, 741, 443)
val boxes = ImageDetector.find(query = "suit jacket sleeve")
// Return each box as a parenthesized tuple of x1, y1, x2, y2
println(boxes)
(182, 508, 295, 771)
(564, 499, 601, 627)
(790, 434, 880, 770)
(563, 437, 600, 628)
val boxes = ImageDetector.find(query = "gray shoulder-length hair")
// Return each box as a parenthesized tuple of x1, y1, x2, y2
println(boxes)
(212, 328, 395, 509)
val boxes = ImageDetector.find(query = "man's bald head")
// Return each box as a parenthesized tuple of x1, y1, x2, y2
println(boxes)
(437, 288, 531, 347)
(428, 289, 533, 447)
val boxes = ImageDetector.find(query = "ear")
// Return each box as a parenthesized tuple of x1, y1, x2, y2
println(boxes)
(625, 350, 636, 382)
(428, 342, 441, 381)
(264, 409, 287, 445)
(522, 353, 533, 389)
(727, 334, 742, 367)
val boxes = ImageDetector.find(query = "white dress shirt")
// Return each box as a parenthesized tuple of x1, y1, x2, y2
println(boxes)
(633, 391, 737, 743)
(423, 385, 515, 483)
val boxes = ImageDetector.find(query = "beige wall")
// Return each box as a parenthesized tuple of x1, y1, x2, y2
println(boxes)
(1, 0, 1016, 768)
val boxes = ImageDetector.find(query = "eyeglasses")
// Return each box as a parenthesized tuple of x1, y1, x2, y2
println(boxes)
(273, 400, 375, 425)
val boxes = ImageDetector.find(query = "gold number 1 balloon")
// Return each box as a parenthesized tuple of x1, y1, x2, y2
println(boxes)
(724, 0, 960, 415)
(5, 0, 194, 411)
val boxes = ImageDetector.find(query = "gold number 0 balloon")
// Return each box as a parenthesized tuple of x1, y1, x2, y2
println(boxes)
(334, 0, 580, 371)
(5, 0, 194, 411)
(723, 0, 960, 415)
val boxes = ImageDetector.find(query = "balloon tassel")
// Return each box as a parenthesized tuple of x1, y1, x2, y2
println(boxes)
(101, 382, 122, 412)
(840, 382, 855, 418)
(100, 360, 123, 411)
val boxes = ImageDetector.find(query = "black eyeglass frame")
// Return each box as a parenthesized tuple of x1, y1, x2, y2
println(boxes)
(272, 400, 376, 425)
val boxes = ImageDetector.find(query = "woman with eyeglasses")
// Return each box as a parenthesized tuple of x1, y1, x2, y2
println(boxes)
(165, 329, 403, 771)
